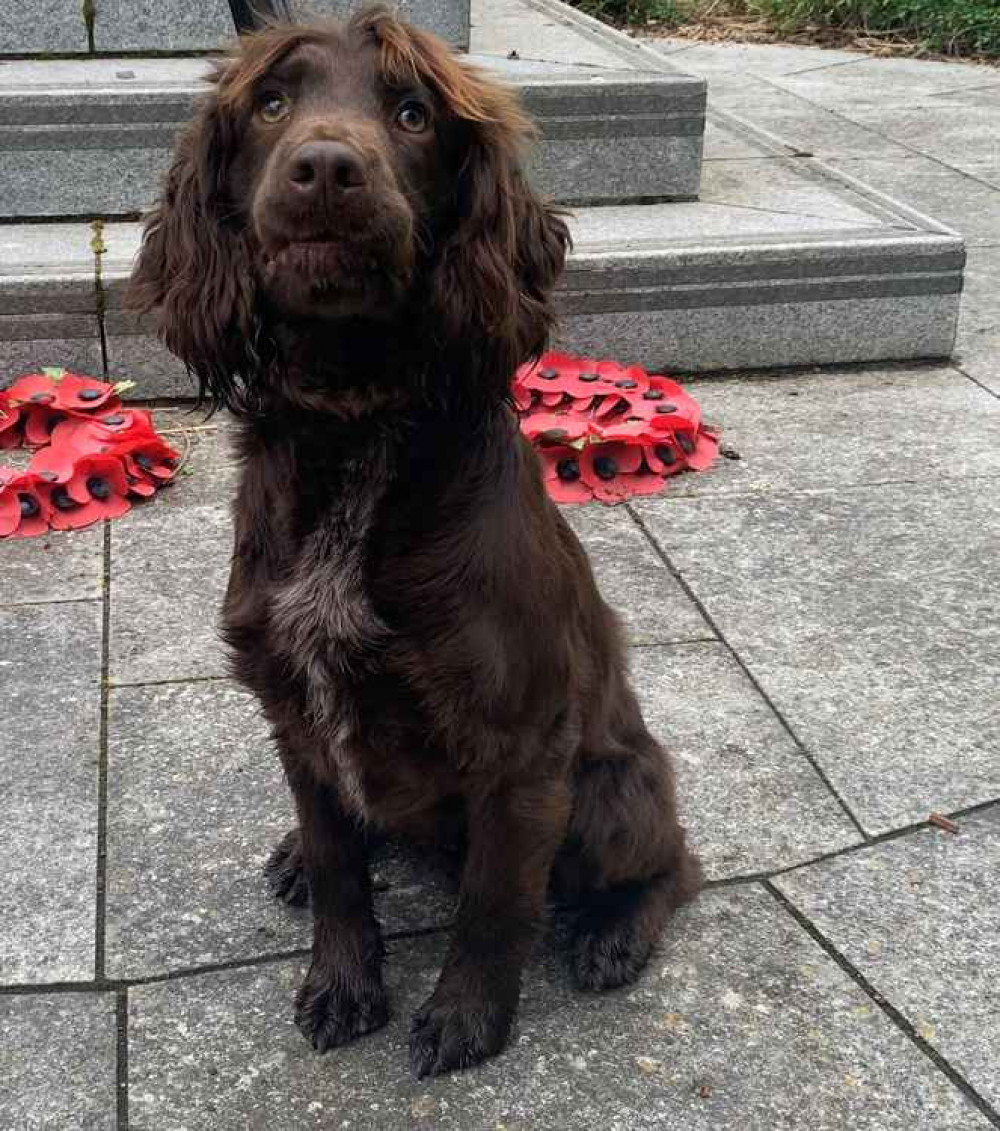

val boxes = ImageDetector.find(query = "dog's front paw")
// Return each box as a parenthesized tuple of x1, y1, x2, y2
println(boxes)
(265, 828, 309, 907)
(294, 964, 389, 1053)
(572, 915, 653, 992)
(409, 988, 516, 1077)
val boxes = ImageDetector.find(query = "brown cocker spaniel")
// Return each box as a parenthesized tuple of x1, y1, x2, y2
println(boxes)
(128, 4, 700, 1078)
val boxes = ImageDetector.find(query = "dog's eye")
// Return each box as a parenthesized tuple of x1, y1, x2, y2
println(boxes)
(258, 91, 291, 124)
(395, 100, 429, 134)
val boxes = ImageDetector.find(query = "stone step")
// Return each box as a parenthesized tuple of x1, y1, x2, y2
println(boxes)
(0, 112, 963, 393)
(0, 0, 470, 55)
(0, 53, 706, 219)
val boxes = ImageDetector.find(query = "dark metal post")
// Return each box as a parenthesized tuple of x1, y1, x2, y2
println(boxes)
(227, 0, 294, 32)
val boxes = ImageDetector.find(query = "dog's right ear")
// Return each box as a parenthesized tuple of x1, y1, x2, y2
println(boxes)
(126, 89, 260, 411)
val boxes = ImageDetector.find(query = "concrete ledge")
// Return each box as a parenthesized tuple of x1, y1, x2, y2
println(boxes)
(0, 115, 963, 392)
(0, 55, 705, 217)
(0, 0, 469, 56)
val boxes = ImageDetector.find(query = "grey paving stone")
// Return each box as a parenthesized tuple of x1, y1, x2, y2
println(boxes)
(954, 246, 1000, 395)
(844, 104, 1000, 168)
(561, 506, 711, 645)
(307, 0, 470, 48)
(771, 55, 1000, 108)
(106, 681, 454, 979)
(0, 601, 101, 984)
(91, 0, 469, 51)
(697, 157, 881, 227)
(0, 992, 117, 1130)
(91, 0, 236, 52)
(776, 806, 1000, 1109)
(560, 292, 958, 374)
(706, 81, 914, 161)
(652, 38, 865, 77)
(635, 480, 1000, 835)
(0, 0, 90, 54)
(109, 499, 231, 685)
(660, 365, 1000, 498)
(128, 887, 992, 1130)
(470, 0, 641, 68)
(0, 148, 168, 220)
(0, 331, 105, 391)
(0, 525, 105, 605)
(631, 643, 860, 878)
(829, 156, 1000, 246)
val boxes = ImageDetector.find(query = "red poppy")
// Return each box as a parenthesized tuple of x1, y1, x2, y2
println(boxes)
(518, 351, 720, 505)
(0, 394, 21, 450)
(537, 443, 594, 504)
(5, 369, 117, 413)
(0, 470, 53, 538)
(53, 455, 131, 529)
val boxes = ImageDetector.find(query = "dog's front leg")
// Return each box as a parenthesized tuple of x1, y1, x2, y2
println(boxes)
(410, 775, 570, 1077)
(284, 762, 388, 1052)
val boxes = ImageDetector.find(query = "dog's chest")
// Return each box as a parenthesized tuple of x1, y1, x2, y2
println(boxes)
(266, 448, 391, 812)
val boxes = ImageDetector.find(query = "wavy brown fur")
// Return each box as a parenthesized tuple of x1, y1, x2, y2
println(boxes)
(127, 4, 699, 1079)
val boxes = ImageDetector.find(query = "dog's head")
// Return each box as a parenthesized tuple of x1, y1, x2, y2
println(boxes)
(127, 5, 570, 412)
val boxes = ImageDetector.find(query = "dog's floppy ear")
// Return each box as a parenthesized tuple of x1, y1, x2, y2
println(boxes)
(432, 120, 571, 395)
(126, 84, 260, 411)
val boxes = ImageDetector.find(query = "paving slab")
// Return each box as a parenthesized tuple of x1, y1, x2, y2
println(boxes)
(106, 680, 454, 979)
(0, 0, 90, 54)
(703, 79, 914, 161)
(0, 601, 102, 984)
(0, 525, 104, 605)
(127, 887, 992, 1130)
(768, 54, 1000, 108)
(954, 245, 1000, 395)
(842, 104, 1000, 168)
(0, 992, 118, 1130)
(108, 499, 231, 685)
(666, 364, 1000, 498)
(652, 38, 866, 77)
(776, 806, 1000, 1109)
(631, 643, 860, 878)
(829, 155, 1000, 247)
(562, 506, 712, 645)
(471, 0, 652, 69)
(635, 479, 1000, 835)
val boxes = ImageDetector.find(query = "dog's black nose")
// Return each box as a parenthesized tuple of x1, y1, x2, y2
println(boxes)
(288, 141, 367, 195)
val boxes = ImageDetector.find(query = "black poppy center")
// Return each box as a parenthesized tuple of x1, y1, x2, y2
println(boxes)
(52, 487, 79, 511)
(87, 476, 111, 500)
(655, 444, 677, 466)
(593, 456, 618, 480)
(78, 388, 102, 401)
(556, 458, 580, 482)
(18, 493, 40, 518)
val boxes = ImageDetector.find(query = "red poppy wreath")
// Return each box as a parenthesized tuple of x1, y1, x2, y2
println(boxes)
(515, 352, 719, 503)
(0, 369, 180, 539)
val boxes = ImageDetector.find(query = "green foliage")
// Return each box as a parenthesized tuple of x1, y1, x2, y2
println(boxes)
(570, 0, 1000, 55)
(748, 0, 1000, 55)
(575, 0, 684, 27)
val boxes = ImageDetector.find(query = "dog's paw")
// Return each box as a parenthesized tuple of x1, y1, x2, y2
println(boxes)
(572, 915, 653, 992)
(409, 990, 516, 1077)
(294, 965, 389, 1053)
(265, 829, 309, 907)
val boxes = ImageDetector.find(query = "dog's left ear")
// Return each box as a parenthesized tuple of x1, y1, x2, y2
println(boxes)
(429, 111, 571, 397)
(126, 84, 261, 411)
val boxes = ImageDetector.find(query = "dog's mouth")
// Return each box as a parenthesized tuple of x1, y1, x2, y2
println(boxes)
(259, 234, 411, 318)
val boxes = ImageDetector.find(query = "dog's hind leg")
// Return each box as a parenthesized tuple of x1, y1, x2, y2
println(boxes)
(556, 714, 701, 992)
(265, 828, 310, 906)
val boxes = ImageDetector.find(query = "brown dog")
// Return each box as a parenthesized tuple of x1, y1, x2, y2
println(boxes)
(128, 4, 700, 1077)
